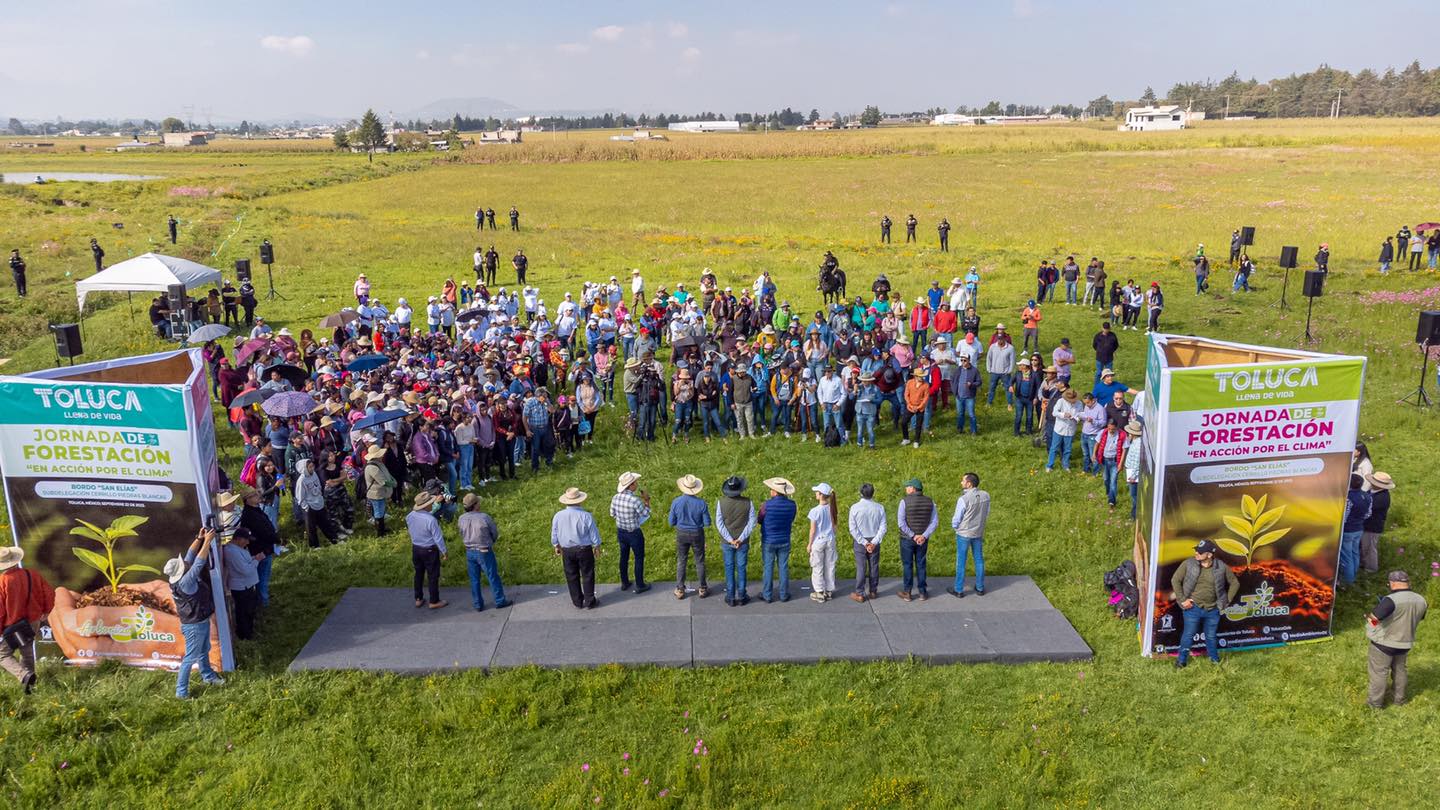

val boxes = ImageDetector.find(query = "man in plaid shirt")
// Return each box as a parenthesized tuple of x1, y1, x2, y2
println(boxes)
(609, 471, 651, 592)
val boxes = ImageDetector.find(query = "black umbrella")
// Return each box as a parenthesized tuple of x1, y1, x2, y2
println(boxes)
(228, 388, 275, 409)
(264, 363, 310, 388)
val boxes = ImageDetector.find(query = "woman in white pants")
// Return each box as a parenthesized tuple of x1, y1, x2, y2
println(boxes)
(807, 483, 838, 602)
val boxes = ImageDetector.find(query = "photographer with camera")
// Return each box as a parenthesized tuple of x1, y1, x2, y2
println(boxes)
(1, 547, 56, 695)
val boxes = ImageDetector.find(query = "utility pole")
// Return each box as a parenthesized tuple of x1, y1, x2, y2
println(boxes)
(1224, 94, 1230, 119)
(1331, 88, 1343, 118)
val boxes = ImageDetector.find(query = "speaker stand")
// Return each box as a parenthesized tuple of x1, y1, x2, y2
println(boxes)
(265, 264, 287, 301)
(1398, 341, 1433, 407)
(1302, 295, 1317, 344)
(1270, 268, 1291, 311)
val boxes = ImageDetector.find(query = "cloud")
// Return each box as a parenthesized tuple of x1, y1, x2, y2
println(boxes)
(885, 3, 905, 16)
(1012, 0, 1035, 18)
(667, 22, 688, 38)
(415, 49, 430, 61)
(681, 46, 701, 62)
(259, 34, 314, 56)
(556, 42, 590, 54)
(591, 25, 624, 42)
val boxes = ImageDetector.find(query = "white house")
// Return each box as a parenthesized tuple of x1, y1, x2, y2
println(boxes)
(667, 121, 740, 133)
(932, 113, 977, 126)
(1119, 105, 1187, 132)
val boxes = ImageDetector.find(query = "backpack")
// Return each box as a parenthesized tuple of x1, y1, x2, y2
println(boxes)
(1102, 560, 1139, 619)
(823, 423, 842, 447)
(240, 455, 259, 487)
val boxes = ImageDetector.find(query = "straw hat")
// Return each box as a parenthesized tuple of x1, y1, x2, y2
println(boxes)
(1062, 389, 1078, 402)
(995, 323, 1007, 331)
(319, 416, 336, 428)
(617, 471, 641, 493)
(365, 445, 387, 461)
(1367, 471, 1395, 490)
(677, 474, 704, 496)
(356, 336, 373, 347)
(366, 392, 385, 405)
(559, 487, 588, 505)
(413, 491, 437, 510)
(0, 546, 25, 571)
(762, 477, 795, 496)
(624, 358, 641, 369)
(1124, 420, 1143, 436)
(215, 491, 241, 510)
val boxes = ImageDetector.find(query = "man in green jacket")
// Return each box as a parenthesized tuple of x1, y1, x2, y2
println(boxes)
(1365, 570, 1428, 708)
(1170, 539, 1240, 668)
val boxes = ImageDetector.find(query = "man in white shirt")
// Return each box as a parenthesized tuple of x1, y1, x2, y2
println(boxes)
(630, 270, 645, 308)
(816, 366, 847, 444)
(394, 298, 413, 330)
(1046, 388, 1081, 472)
(846, 483, 887, 601)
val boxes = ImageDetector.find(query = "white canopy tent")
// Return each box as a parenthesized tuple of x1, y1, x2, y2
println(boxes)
(75, 252, 223, 311)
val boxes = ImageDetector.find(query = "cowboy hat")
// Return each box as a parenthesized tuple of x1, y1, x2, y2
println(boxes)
(624, 357, 641, 369)
(0, 546, 25, 571)
(1367, 471, 1395, 490)
(366, 392, 385, 404)
(163, 555, 187, 584)
(365, 445, 387, 461)
(559, 487, 588, 505)
(762, 477, 795, 496)
(995, 323, 1007, 331)
(617, 471, 642, 493)
(413, 491, 437, 510)
(1124, 420, 1143, 436)
(215, 490, 242, 509)
(320, 415, 336, 428)
(721, 476, 747, 497)
(1062, 389, 1078, 401)
(278, 328, 293, 337)
(677, 474, 704, 496)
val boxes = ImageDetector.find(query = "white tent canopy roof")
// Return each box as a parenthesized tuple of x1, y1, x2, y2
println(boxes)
(75, 252, 223, 311)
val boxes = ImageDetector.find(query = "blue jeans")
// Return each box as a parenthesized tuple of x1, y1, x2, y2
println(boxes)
(262, 500, 279, 530)
(1177, 605, 1222, 664)
(673, 401, 694, 437)
(761, 544, 790, 601)
(910, 328, 927, 351)
(722, 542, 749, 601)
(458, 444, 474, 489)
(1102, 458, 1120, 504)
(1339, 530, 1362, 586)
(1080, 433, 1099, 473)
(699, 403, 726, 438)
(1046, 432, 1073, 470)
(465, 548, 508, 609)
(900, 537, 928, 594)
(955, 536, 984, 593)
(955, 397, 977, 434)
(368, 497, 388, 520)
(987, 372, 1012, 406)
(1065, 280, 1078, 303)
(256, 555, 273, 605)
(856, 413, 876, 447)
(770, 402, 791, 434)
(528, 427, 553, 470)
(638, 403, 657, 440)
(443, 458, 459, 494)
(625, 391, 638, 416)
(1129, 481, 1140, 519)
(617, 527, 646, 587)
(821, 406, 845, 441)
(175, 620, 220, 697)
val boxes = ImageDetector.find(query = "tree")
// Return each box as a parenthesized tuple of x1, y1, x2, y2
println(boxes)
(808, 108, 820, 123)
(1085, 95, 1114, 118)
(161, 117, 186, 133)
(444, 128, 462, 150)
(1140, 86, 1157, 105)
(979, 101, 1003, 116)
(831, 111, 844, 125)
(332, 129, 350, 149)
(355, 109, 386, 163)
(6, 118, 26, 135)
(859, 105, 882, 127)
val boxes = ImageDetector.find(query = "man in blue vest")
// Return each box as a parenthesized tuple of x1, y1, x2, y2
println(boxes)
(164, 528, 225, 699)
(1366, 570, 1428, 708)
(758, 477, 797, 603)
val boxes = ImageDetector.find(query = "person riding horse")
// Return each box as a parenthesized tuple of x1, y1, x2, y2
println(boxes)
(818, 251, 847, 306)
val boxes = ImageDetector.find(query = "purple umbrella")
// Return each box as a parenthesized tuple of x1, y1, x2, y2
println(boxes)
(235, 338, 273, 365)
(261, 391, 319, 418)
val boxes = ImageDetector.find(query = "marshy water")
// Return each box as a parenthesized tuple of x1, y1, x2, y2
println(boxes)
(2, 172, 161, 184)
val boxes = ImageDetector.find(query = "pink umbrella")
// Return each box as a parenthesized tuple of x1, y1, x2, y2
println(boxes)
(235, 338, 272, 365)
(1417, 222, 1440, 231)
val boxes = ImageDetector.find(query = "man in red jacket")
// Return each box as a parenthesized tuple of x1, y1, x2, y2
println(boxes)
(0, 547, 56, 694)
(909, 298, 931, 352)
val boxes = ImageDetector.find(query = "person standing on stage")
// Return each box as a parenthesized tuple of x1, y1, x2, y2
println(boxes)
(948, 472, 992, 598)
(406, 491, 448, 610)
(896, 478, 937, 601)
(846, 482, 886, 602)
(715, 476, 756, 606)
(552, 487, 601, 609)
(610, 471, 651, 593)
(669, 475, 711, 599)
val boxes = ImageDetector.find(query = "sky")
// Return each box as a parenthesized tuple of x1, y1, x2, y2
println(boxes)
(1, 0, 1433, 122)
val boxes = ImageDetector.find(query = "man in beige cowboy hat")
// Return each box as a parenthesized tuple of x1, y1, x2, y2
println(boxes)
(552, 488, 602, 609)
(1361, 472, 1394, 574)
(668, 475, 712, 599)
(610, 472, 651, 592)
(406, 491, 449, 610)
(0, 546, 55, 694)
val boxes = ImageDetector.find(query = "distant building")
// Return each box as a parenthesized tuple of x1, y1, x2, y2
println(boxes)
(667, 121, 741, 133)
(1119, 105, 1187, 132)
(796, 119, 836, 131)
(479, 129, 523, 144)
(162, 132, 208, 147)
(114, 139, 159, 152)
(932, 113, 977, 126)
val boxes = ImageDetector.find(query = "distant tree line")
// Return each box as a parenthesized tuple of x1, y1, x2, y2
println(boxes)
(1160, 62, 1440, 118)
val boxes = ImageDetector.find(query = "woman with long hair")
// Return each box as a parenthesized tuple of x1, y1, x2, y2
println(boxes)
(807, 483, 839, 602)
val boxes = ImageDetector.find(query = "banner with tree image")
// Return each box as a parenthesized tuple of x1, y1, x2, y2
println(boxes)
(1138, 335, 1365, 657)
(0, 350, 231, 671)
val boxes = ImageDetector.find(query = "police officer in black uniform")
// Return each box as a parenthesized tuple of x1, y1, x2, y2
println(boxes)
(9, 249, 26, 297)
(880, 215, 892, 243)
(513, 249, 528, 284)
(509, 206, 520, 231)
(90, 238, 105, 272)
(486, 207, 497, 229)
(938, 218, 951, 252)
(485, 245, 499, 286)
(905, 214, 918, 243)
(476, 207, 485, 230)
(239, 278, 258, 326)
(221, 279, 240, 325)
(168, 214, 179, 244)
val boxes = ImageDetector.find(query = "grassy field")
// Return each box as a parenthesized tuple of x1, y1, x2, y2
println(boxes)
(2, 120, 1440, 807)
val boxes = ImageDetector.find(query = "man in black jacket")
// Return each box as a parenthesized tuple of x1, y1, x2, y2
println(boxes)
(880, 215, 892, 243)
(509, 206, 520, 231)
(90, 238, 105, 272)
(938, 219, 951, 252)
(513, 250, 528, 284)
(8, 249, 25, 297)
(1092, 322, 1119, 390)
(240, 489, 281, 605)
(484, 245, 499, 285)
(905, 214, 918, 243)
(168, 214, 179, 244)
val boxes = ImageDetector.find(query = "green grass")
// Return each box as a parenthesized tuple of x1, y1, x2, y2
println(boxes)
(3, 121, 1440, 807)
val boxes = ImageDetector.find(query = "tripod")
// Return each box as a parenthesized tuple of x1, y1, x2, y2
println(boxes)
(1302, 294, 1317, 344)
(265, 264, 287, 301)
(1270, 267, 1291, 312)
(1398, 340, 1433, 407)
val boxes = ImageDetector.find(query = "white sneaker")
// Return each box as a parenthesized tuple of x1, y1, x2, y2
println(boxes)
(813, 435, 821, 443)
(784, 432, 791, 438)
(901, 439, 910, 446)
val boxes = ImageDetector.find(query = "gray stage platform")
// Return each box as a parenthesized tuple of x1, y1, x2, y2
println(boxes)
(288, 575, 1090, 673)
